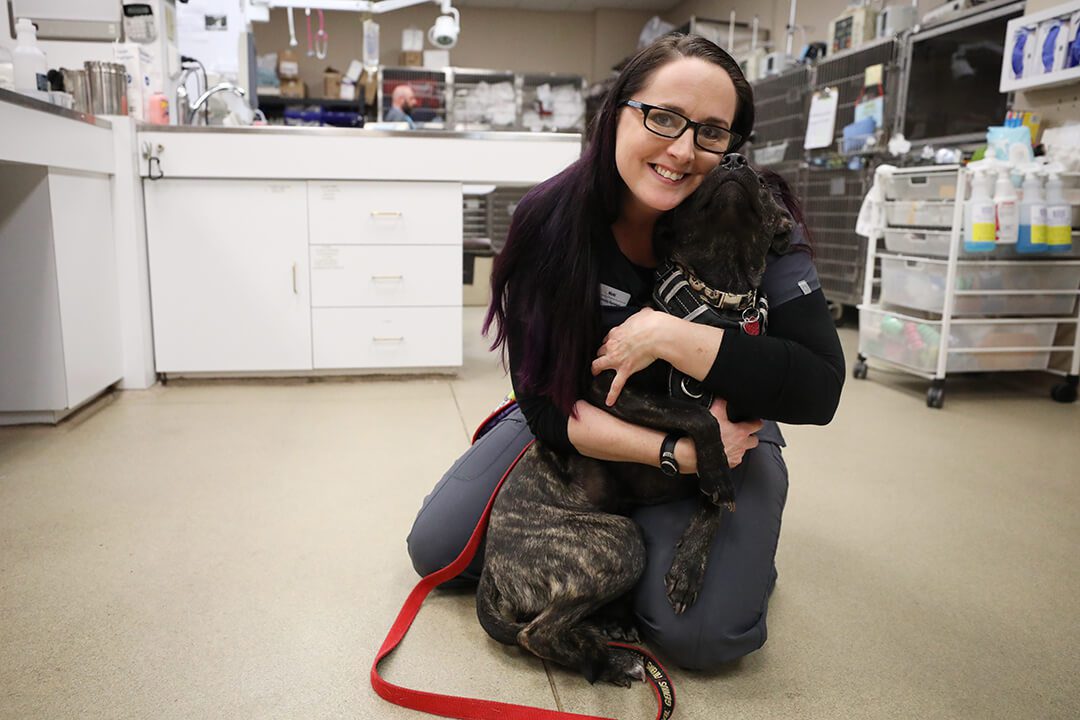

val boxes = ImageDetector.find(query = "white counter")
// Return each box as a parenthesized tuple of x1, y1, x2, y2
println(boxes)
(135, 125, 581, 378)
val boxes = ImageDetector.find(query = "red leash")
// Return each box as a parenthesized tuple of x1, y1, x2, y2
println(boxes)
(371, 408, 677, 720)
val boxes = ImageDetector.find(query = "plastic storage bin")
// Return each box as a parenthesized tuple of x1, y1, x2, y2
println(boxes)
(879, 256, 1080, 316)
(884, 200, 957, 228)
(858, 306, 1057, 373)
(884, 171, 959, 201)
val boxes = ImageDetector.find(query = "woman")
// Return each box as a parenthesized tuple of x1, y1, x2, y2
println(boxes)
(408, 35, 844, 671)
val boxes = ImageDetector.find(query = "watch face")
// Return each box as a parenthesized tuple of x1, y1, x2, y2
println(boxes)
(660, 457, 678, 477)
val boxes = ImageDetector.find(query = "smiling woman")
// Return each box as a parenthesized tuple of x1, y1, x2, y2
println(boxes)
(407, 33, 845, 673)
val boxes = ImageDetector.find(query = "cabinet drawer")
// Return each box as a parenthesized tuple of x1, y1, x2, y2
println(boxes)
(312, 307, 462, 369)
(310, 245, 461, 308)
(308, 181, 462, 246)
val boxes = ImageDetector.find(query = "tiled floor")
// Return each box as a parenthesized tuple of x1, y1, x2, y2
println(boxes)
(2, 308, 1078, 719)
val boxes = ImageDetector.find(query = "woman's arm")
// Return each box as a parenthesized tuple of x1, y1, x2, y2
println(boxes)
(593, 288, 844, 425)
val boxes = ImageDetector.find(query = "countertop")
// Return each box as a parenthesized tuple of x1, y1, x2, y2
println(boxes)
(0, 87, 112, 129)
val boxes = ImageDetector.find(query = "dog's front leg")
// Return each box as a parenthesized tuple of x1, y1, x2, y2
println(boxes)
(665, 501, 723, 614)
(589, 371, 735, 508)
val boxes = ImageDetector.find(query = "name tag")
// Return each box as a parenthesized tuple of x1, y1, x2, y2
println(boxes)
(599, 284, 631, 308)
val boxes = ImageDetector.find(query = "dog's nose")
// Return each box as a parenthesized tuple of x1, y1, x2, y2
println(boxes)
(720, 153, 748, 171)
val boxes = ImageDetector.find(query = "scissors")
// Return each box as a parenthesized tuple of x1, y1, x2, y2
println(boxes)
(305, 8, 329, 60)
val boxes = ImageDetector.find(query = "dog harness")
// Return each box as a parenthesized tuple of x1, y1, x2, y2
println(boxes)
(653, 261, 770, 405)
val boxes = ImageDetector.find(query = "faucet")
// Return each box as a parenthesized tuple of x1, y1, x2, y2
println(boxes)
(186, 82, 247, 125)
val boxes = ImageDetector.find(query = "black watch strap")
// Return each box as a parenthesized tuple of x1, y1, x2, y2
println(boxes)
(659, 433, 682, 477)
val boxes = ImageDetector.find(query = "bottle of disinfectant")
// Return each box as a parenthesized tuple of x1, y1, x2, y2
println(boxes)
(13, 18, 47, 94)
(1045, 173, 1073, 253)
(965, 170, 997, 252)
(1018, 172, 1048, 253)
(993, 170, 1019, 247)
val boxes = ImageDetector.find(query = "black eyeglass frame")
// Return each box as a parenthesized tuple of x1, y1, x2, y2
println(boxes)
(619, 99, 743, 154)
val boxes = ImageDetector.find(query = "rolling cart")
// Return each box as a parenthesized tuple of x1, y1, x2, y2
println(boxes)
(854, 165, 1080, 407)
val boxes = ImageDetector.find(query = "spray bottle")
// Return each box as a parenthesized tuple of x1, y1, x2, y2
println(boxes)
(13, 18, 48, 94)
(1017, 171, 1047, 253)
(993, 170, 1019, 247)
(964, 170, 997, 252)
(1045, 172, 1073, 253)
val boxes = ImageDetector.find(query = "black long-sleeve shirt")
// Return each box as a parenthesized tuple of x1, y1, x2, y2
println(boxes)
(509, 224, 845, 453)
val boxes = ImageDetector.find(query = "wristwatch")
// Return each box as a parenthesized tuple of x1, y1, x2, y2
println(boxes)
(659, 433, 682, 477)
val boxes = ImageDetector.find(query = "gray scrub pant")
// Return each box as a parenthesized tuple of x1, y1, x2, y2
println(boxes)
(406, 406, 788, 671)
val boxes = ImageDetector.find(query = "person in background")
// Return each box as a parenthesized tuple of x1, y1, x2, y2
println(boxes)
(385, 84, 417, 126)
(407, 34, 844, 671)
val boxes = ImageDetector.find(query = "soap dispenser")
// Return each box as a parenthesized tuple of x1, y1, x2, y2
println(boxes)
(964, 170, 996, 253)
(1017, 171, 1047, 253)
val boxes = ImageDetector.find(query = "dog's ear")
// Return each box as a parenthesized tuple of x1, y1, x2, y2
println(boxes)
(771, 212, 794, 255)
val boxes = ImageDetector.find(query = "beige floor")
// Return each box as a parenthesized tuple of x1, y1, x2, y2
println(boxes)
(2, 307, 1079, 720)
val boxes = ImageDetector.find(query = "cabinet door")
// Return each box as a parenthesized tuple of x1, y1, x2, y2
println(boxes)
(144, 179, 312, 373)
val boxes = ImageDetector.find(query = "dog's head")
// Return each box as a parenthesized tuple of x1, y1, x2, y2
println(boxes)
(655, 154, 795, 295)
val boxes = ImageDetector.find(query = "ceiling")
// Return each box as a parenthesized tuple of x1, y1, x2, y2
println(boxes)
(456, 0, 681, 11)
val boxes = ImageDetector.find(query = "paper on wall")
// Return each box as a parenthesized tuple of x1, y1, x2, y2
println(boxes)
(804, 87, 839, 150)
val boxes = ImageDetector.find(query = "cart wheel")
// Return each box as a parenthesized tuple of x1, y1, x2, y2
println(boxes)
(1051, 382, 1078, 403)
(853, 359, 868, 380)
(926, 385, 945, 409)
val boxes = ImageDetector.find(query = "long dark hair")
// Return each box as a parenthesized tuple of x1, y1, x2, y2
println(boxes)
(484, 34, 755, 417)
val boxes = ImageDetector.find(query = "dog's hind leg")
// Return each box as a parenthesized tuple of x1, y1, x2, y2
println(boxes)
(476, 569, 526, 646)
(518, 605, 647, 687)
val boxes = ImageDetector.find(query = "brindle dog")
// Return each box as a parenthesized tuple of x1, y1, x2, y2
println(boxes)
(476, 153, 795, 685)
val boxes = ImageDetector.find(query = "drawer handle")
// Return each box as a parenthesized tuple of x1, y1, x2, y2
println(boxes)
(292, 262, 298, 294)
(370, 211, 403, 218)
(371, 274, 405, 281)
(372, 336, 405, 343)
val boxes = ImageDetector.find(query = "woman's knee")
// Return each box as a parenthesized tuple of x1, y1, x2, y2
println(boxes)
(646, 605, 771, 670)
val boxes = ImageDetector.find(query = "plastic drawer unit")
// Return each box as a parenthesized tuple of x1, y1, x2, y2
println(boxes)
(858, 306, 1057, 373)
(879, 255, 1080, 317)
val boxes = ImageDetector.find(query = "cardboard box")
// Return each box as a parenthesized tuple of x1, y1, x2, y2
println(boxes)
(400, 51, 423, 67)
(113, 43, 153, 121)
(323, 68, 342, 98)
(280, 78, 306, 99)
(278, 49, 300, 79)
(423, 49, 450, 69)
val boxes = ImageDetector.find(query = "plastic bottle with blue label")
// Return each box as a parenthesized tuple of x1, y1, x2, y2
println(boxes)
(1018, 172, 1047, 253)
(964, 171, 997, 252)
(1045, 173, 1072, 253)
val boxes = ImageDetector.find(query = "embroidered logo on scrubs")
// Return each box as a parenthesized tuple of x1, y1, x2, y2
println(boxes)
(599, 284, 631, 308)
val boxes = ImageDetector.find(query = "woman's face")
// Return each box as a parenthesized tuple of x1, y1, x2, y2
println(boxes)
(615, 57, 737, 220)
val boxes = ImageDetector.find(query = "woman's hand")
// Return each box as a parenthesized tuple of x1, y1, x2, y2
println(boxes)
(709, 398, 762, 468)
(591, 307, 666, 406)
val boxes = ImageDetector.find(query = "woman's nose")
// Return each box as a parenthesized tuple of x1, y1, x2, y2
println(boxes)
(720, 153, 748, 171)
(667, 130, 696, 162)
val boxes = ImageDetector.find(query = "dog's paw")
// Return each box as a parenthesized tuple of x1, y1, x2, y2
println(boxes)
(601, 648, 647, 688)
(665, 556, 708, 615)
(597, 620, 641, 645)
(697, 472, 735, 510)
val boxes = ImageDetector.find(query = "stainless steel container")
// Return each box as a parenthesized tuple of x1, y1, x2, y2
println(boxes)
(60, 68, 91, 114)
(84, 61, 127, 115)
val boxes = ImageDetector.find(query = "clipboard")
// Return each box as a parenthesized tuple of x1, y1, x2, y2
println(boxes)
(804, 87, 839, 150)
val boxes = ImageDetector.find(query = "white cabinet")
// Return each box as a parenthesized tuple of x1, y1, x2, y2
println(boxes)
(0, 165, 122, 423)
(144, 179, 312, 373)
(143, 179, 463, 375)
(307, 181, 463, 370)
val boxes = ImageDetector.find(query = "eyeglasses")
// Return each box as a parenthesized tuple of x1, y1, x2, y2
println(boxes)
(620, 100, 741, 154)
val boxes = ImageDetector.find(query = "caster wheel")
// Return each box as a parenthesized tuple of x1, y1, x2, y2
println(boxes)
(1051, 382, 1077, 403)
(853, 360, 868, 380)
(926, 386, 945, 409)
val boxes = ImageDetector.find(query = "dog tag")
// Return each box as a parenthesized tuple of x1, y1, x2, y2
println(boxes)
(599, 284, 631, 308)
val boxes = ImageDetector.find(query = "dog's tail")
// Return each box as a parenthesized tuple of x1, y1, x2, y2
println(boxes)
(476, 570, 526, 646)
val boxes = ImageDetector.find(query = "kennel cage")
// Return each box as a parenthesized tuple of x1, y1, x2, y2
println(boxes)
(749, 64, 810, 187)
(377, 67, 448, 124)
(802, 37, 904, 313)
(447, 68, 518, 130)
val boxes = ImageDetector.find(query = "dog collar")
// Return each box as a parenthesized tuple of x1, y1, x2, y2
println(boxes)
(679, 265, 757, 311)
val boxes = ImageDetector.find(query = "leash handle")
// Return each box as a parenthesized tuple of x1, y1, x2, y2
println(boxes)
(372, 429, 677, 720)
